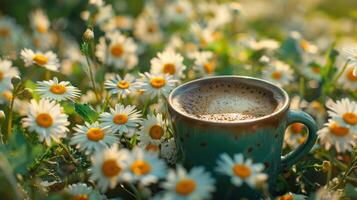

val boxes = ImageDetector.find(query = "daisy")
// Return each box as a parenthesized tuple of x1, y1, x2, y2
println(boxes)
(36, 77, 81, 101)
(0, 17, 24, 56)
(150, 49, 186, 79)
(318, 119, 356, 153)
(22, 99, 69, 146)
(0, 90, 13, 104)
(159, 165, 215, 200)
(262, 60, 293, 87)
(20, 48, 59, 71)
(104, 74, 140, 97)
(0, 59, 19, 90)
(125, 148, 167, 185)
(337, 64, 357, 91)
(343, 47, 357, 66)
(67, 183, 102, 200)
(95, 31, 138, 70)
(99, 103, 142, 134)
(188, 51, 216, 76)
(89, 0, 104, 7)
(89, 144, 130, 192)
(298, 38, 318, 54)
(164, 0, 192, 24)
(277, 192, 307, 200)
(30, 9, 50, 34)
(215, 153, 267, 188)
(134, 9, 162, 44)
(284, 123, 307, 148)
(302, 64, 322, 81)
(139, 72, 177, 99)
(138, 113, 167, 146)
(101, 15, 133, 32)
(326, 98, 357, 132)
(198, 2, 232, 29)
(70, 122, 118, 154)
(190, 23, 215, 48)
(93, 4, 114, 26)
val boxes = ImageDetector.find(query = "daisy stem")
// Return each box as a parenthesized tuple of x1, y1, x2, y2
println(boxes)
(58, 141, 77, 165)
(6, 67, 36, 139)
(85, 54, 100, 103)
(127, 183, 141, 200)
(6, 92, 16, 139)
(142, 99, 151, 116)
(119, 184, 136, 198)
(330, 59, 350, 89)
(299, 76, 305, 98)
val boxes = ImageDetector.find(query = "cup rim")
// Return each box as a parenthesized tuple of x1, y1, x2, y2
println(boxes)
(167, 75, 290, 125)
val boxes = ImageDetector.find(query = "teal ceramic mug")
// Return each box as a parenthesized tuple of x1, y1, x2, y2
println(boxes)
(167, 76, 317, 199)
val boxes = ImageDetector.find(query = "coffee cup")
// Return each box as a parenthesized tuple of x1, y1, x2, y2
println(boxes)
(167, 76, 317, 199)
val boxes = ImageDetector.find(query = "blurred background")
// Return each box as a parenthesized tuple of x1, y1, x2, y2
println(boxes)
(1, 0, 356, 41)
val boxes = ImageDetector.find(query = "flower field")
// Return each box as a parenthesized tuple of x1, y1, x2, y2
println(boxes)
(0, 0, 356, 199)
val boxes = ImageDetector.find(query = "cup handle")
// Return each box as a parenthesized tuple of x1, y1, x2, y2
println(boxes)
(281, 110, 318, 169)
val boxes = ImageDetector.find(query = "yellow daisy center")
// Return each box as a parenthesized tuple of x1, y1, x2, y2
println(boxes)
(0, 27, 10, 37)
(149, 125, 164, 140)
(311, 66, 320, 74)
(131, 160, 151, 175)
(329, 122, 349, 137)
(290, 123, 304, 134)
(115, 16, 125, 26)
(117, 80, 130, 89)
(2, 91, 13, 101)
(71, 195, 88, 200)
(346, 68, 357, 81)
(150, 77, 166, 88)
(175, 179, 196, 196)
(203, 62, 215, 74)
(300, 39, 309, 51)
(86, 127, 105, 141)
(163, 63, 176, 75)
(113, 114, 128, 125)
(310, 101, 323, 111)
(271, 71, 282, 80)
(102, 159, 121, 177)
(50, 84, 67, 95)
(175, 6, 184, 14)
(145, 144, 160, 152)
(33, 54, 48, 65)
(232, 164, 251, 179)
(36, 24, 47, 33)
(342, 112, 357, 125)
(147, 24, 157, 33)
(36, 113, 53, 128)
(110, 44, 124, 58)
(278, 194, 293, 200)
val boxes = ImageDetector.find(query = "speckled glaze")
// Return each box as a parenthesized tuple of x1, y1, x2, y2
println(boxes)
(168, 76, 317, 199)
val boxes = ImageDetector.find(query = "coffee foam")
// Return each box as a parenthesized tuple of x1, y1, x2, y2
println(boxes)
(172, 81, 282, 122)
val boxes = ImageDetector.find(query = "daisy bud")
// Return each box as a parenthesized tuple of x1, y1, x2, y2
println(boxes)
(11, 75, 21, 86)
(253, 174, 268, 189)
(18, 88, 33, 99)
(83, 28, 94, 42)
(322, 160, 331, 172)
(0, 110, 5, 121)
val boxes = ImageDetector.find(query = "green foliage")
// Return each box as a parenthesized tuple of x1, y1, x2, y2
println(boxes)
(74, 103, 99, 123)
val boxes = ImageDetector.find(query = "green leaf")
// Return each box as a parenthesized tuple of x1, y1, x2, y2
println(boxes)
(345, 183, 357, 199)
(74, 103, 98, 123)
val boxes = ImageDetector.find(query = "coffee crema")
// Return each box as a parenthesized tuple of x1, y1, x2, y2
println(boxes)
(172, 81, 282, 122)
